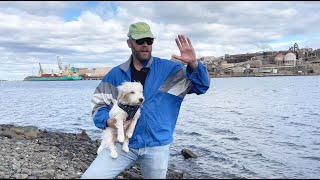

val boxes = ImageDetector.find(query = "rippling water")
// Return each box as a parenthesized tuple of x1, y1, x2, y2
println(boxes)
(1, 76, 320, 178)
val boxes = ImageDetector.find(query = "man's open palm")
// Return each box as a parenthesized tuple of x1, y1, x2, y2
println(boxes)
(172, 34, 198, 68)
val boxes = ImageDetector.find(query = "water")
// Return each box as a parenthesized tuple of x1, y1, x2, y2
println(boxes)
(1, 76, 320, 179)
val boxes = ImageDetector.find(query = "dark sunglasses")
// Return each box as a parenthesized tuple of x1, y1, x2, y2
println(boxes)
(135, 38, 154, 45)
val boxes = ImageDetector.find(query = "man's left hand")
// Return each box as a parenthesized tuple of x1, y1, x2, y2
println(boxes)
(172, 34, 198, 70)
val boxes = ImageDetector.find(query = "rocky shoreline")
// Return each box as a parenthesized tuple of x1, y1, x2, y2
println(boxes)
(0, 124, 186, 179)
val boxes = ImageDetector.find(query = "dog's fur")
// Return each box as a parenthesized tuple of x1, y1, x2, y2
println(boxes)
(97, 81, 144, 158)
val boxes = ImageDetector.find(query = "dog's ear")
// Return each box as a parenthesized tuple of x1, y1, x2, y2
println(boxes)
(117, 84, 125, 100)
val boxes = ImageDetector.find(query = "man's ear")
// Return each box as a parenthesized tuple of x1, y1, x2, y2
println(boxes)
(127, 39, 132, 48)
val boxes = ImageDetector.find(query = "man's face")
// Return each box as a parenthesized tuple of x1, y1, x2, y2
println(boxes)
(128, 38, 154, 62)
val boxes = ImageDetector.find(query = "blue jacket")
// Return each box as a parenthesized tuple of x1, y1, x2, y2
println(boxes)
(91, 56, 210, 148)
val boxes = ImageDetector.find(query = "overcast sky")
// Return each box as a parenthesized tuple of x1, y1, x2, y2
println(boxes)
(1, 1, 320, 80)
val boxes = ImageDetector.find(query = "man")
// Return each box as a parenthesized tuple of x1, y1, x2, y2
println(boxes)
(81, 22, 210, 179)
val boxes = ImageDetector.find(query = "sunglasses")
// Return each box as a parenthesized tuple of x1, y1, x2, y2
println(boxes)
(135, 38, 154, 45)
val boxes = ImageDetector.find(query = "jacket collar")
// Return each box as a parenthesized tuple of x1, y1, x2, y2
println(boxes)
(120, 55, 154, 76)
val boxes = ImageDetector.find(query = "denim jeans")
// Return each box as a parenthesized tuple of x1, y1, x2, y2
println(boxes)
(81, 142, 171, 179)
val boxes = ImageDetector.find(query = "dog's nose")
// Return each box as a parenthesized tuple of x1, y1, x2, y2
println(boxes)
(139, 98, 144, 102)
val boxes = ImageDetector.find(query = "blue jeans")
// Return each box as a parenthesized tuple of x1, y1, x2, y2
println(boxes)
(81, 143, 171, 179)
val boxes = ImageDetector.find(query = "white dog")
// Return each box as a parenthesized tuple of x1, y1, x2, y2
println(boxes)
(97, 81, 144, 158)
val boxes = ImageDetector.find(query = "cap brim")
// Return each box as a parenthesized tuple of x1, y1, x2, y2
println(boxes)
(130, 32, 155, 40)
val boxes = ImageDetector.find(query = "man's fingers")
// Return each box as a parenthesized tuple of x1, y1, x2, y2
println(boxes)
(175, 38, 182, 50)
(124, 120, 133, 129)
(172, 55, 182, 61)
(178, 35, 184, 46)
(187, 37, 192, 47)
(178, 34, 188, 46)
(107, 118, 116, 128)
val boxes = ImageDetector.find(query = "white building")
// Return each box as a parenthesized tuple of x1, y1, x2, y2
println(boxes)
(284, 52, 296, 66)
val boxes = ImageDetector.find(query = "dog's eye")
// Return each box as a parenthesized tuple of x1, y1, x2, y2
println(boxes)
(130, 91, 135, 94)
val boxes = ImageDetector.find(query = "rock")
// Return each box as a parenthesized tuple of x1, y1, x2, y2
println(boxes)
(123, 171, 143, 179)
(25, 131, 38, 140)
(42, 170, 55, 178)
(167, 169, 184, 179)
(4, 126, 40, 140)
(10, 127, 25, 135)
(27, 176, 38, 179)
(181, 148, 198, 159)
(79, 130, 91, 141)
(13, 174, 29, 179)
(116, 175, 124, 179)
(23, 126, 39, 132)
(21, 168, 31, 175)
(56, 164, 67, 171)
(1, 129, 16, 138)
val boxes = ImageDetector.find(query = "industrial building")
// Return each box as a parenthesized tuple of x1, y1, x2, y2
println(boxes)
(76, 67, 113, 80)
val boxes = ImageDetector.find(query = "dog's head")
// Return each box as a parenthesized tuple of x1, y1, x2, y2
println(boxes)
(117, 81, 144, 105)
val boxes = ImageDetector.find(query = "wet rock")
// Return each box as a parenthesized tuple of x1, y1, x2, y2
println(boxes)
(123, 171, 143, 179)
(181, 148, 198, 159)
(167, 169, 184, 179)
(79, 130, 91, 141)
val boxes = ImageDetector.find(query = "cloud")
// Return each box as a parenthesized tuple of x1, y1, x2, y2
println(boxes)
(0, 1, 320, 80)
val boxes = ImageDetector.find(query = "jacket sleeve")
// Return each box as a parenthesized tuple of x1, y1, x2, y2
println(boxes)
(186, 61, 211, 95)
(91, 79, 116, 129)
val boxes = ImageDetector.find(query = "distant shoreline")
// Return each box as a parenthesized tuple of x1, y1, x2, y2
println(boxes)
(2, 73, 320, 81)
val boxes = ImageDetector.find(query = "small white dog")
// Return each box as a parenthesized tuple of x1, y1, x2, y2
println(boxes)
(97, 81, 144, 158)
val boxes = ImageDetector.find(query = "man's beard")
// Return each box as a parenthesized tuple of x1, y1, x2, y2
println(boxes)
(132, 48, 151, 62)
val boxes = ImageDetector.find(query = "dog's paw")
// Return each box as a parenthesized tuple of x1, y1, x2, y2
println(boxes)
(110, 151, 118, 159)
(126, 132, 133, 138)
(117, 134, 125, 142)
(122, 146, 129, 153)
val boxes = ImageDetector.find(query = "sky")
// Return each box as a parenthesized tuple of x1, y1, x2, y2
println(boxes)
(1, 1, 320, 80)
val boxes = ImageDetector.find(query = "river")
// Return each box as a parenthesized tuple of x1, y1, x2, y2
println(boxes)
(1, 76, 319, 178)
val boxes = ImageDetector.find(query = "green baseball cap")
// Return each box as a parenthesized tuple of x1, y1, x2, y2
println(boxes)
(127, 22, 155, 40)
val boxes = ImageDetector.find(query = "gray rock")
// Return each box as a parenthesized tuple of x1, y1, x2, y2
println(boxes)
(56, 164, 67, 171)
(31, 170, 43, 177)
(21, 168, 32, 175)
(13, 174, 29, 179)
(12, 164, 19, 171)
(17, 154, 25, 159)
(123, 171, 143, 179)
(27, 176, 38, 179)
(167, 169, 184, 179)
(25, 131, 38, 140)
(10, 127, 25, 135)
(42, 170, 55, 178)
(79, 130, 91, 141)
(181, 148, 198, 159)
(1, 129, 16, 138)
(23, 126, 40, 133)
